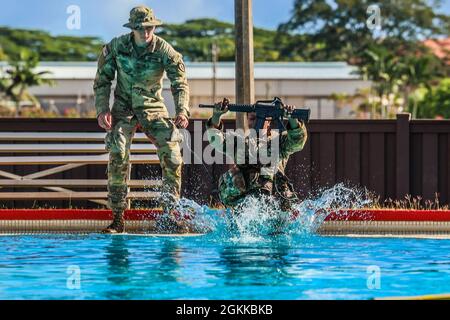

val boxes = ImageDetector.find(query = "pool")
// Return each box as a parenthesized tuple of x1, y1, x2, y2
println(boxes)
(1, 233, 450, 300)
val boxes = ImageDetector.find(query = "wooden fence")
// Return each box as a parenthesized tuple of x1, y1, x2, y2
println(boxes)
(0, 114, 449, 208)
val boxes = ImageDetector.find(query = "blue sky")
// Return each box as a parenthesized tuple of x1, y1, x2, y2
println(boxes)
(0, 0, 449, 41)
(0, 0, 295, 40)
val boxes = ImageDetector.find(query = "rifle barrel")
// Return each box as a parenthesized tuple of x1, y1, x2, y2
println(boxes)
(198, 104, 255, 112)
(198, 102, 310, 123)
(227, 104, 255, 112)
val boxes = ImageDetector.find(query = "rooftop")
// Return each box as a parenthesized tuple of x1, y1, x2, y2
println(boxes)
(0, 61, 361, 80)
(423, 38, 450, 64)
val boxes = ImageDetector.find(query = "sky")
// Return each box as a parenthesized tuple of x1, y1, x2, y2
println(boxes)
(0, 0, 295, 40)
(0, 0, 449, 41)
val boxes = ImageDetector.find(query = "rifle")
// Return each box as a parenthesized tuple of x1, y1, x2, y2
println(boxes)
(199, 97, 310, 132)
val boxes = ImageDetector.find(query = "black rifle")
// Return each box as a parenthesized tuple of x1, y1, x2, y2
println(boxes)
(199, 97, 310, 132)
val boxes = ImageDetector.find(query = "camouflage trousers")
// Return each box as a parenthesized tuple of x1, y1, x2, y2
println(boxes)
(218, 167, 298, 211)
(105, 113, 183, 213)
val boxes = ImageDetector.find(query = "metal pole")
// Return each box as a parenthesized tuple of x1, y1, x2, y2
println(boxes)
(212, 43, 219, 103)
(235, 0, 253, 130)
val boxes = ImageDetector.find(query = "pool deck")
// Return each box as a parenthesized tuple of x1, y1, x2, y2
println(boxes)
(1, 208, 450, 237)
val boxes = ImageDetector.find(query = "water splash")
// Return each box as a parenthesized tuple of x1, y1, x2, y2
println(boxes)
(157, 183, 373, 242)
(290, 183, 373, 236)
(227, 194, 289, 242)
(174, 198, 219, 234)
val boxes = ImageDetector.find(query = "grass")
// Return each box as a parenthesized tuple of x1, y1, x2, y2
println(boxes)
(0, 193, 449, 211)
(369, 193, 449, 210)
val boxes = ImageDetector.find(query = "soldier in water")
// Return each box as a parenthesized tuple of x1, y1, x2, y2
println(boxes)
(206, 98, 308, 213)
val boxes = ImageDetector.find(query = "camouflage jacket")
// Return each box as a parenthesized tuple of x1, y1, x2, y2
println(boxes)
(206, 118, 307, 174)
(93, 33, 189, 119)
(206, 118, 308, 203)
(207, 119, 307, 207)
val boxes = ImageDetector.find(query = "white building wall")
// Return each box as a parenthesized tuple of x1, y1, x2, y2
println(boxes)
(23, 62, 371, 119)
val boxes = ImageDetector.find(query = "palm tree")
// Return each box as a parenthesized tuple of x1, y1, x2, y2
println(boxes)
(399, 53, 442, 119)
(4, 50, 53, 117)
(359, 46, 403, 118)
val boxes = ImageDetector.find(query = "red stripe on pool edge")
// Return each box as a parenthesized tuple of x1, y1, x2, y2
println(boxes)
(324, 209, 450, 221)
(0, 209, 450, 221)
(0, 209, 162, 220)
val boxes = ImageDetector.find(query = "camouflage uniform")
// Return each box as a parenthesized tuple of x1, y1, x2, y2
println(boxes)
(206, 118, 307, 210)
(94, 6, 189, 215)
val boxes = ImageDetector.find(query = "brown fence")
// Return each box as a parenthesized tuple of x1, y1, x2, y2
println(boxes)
(287, 114, 450, 205)
(0, 114, 449, 208)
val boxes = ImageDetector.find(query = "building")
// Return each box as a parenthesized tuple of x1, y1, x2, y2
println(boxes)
(1, 61, 371, 119)
(423, 38, 450, 64)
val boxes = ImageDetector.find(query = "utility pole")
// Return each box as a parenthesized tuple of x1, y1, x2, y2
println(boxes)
(235, 0, 254, 131)
(211, 42, 219, 104)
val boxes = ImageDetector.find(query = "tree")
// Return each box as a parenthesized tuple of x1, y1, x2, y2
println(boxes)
(358, 46, 403, 118)
(0, 46, 7, 60)
(158, 18, 303, 62)
(398, 52, 445, 118)
(0, 27, 102, 61)
(278, 0, 450, 63)
(3, 50, 54, 116)
(278, 0, 450, 118)
(412, 78, 450, 119)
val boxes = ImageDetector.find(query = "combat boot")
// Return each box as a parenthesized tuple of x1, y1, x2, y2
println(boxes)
(102, 209, 125, 234)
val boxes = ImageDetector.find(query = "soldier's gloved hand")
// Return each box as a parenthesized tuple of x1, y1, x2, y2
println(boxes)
(212, 98, 229, 125)
(285, 105, 295, 113)
(214, 97, 229, 115)
(284, 104, 302, 129)
(174, 114, 189, 129)
(98, 111, 112, 131)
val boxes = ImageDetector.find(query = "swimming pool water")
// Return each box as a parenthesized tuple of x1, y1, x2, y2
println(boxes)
(1, 233, 450, 300)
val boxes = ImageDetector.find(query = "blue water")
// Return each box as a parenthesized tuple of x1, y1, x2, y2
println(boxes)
(1, 233, 450, 300)
(1, 186, 449, 300)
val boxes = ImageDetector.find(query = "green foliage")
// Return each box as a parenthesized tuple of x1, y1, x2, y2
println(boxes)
(18, 107, 58, 118)
(279, 0, 450, 118)
(412, 78, 450, 119)
(5, 50, 54, 100)
(0, 20, 303, 62)
(0, 26, 103, 61)
(1, 8, 449, 119)
(278, 0, 450, 63)
(0, 75, 7, 94)
(0, 50, 54, 116)
(359, 46, 403, 96)
(353, 44, 447, 118)
(158, 18, 302, 62)
(0, 46, 7, 60)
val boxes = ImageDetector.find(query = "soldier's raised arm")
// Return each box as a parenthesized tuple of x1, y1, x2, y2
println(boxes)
(93, 41, 117, 118)
(279, 118, 308, 159)
(205, 99, 238, 162)
(162, 46, 190, 120)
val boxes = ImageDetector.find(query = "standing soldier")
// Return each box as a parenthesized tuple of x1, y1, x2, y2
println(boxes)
(94, 6, 190, 233)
